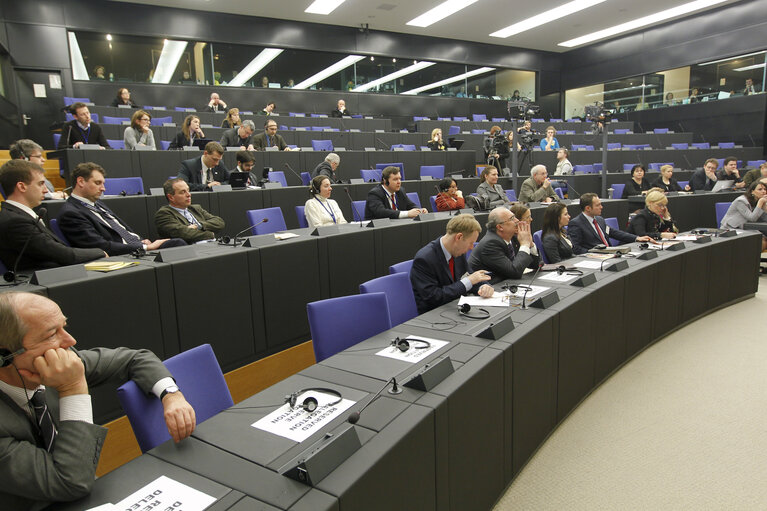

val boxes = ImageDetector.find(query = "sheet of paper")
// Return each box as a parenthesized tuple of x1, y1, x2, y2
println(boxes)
(253, 391, 355, 443)
(458, 294, 509, 308)
(674, 235, 698, 241)
(539, 272, 580, 283)
(33, 83, 46, 98)
(375, 336, 448, 363)
(85, 504, 117, 511)
(504, 284, 550, 299)
(574, 260, 603, 269)
(114, 475, 215, 511)
(274, 232, 299, 240)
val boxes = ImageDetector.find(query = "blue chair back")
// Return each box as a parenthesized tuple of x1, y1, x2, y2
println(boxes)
(472, 114, 487, 122)
(0, 259, 7, 275)
(747, 160, 766, 167)
(375, 162, 405, 180)
(117, 344, 233, 453)
(151, 116, 173, 126)
(471, 129, 486, 135)
(691, 142, 710, 149)
(406, 192, 421, 208)
(361, 169, 382, 182)
(160, 140, 171, 150)
(607, 143, 622, 150)
(533, 230, 548, 264)
(612, 183, 625, 199)
(311, 139, 334, 151)
(308, 293, 391, 362)
(678, 180, 689, 189)
(429, 195, 438, 212)
(53, 133, 61, 148)
(531, 118, 545, 122)
(360, 273, 418, 327)
(715, 202, 731, 228)
(351, 200, 367, 222)
(295, 206, 308, 228)
(453, 117, 468, 122)
(174, 107, 195, 112)
(389, 260, 413, 275)
(246, 207, 286, 235)
(573, 165, 594, 174)
(672, 143, 689, 150)
(554, 187, 564, 200)
(420, 165, 445, 180)
(718, 142, 735, 149)
(505, 189, 517, 202)
(448, 125, 461, 136)
(49, 218, 71, 246)
(549, 118, 563, 122)
(300, 172, 312, 186)
(107, 139, 125, 150)
(654, 128, 669, 134)
(623, 164, 636, 171)
(268, 171, 288, 188)
(614, 128, 630, 134)
(64, 97, 90, 106)
(593, 163, 603, 171)
(605, 217, 620, 246)
(103, 116, 130, 124)
(104, 177, 144, 196)
(143, 106, 166, 110)
(413, 116, 429, 122)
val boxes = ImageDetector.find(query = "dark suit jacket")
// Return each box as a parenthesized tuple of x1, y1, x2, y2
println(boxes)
(364, 184, 417, 220)
(311, 161, 339, 183)
(168, 131, 191, 150)
(252, 132, 287, 151)
(411, 237, 479, 314)
(57, 197, 143, 255)
(651, 177, 682, 192)
(689, 169, 715, 191)
(0, 202, 104, 271)
(178, 156, 230, 191)
(154, 204, 226, 243)
(624, 178, 651, 196)
(203, 104, 227, 113)
(568, 213, 636, 254)
(542, 232, 574, 263)
(0, 347, 170, 510)
(468, 230, 539, 284)
(627, 208, 677, 238)
(219, 127, 254, 148)
(330, 109, 352, 118)
(57, 121, 109, 149)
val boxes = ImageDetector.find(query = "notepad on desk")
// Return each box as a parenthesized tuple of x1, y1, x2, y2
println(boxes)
(274, 232, 299, 240)
(84, 261, 139, 272)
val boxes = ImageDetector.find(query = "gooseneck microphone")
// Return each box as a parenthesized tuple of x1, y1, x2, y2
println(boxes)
(4, 210, 46, 284)
(220, 218, 269, 246)
(284, 162, 304, 185)
(375, 137, 388, 151)
(521, 261, 544, 309)
(345, 188, 365, 226)
(565, 180, 582, 198)
(347, 377, 401, 424)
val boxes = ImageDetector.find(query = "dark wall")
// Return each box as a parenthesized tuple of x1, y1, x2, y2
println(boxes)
(562, 0, 767, 90)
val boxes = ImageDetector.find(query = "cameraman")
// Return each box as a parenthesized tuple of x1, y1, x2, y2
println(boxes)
(484, 126, 505, 171)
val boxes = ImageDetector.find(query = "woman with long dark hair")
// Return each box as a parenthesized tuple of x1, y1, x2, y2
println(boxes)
(541, 202, 573, 263)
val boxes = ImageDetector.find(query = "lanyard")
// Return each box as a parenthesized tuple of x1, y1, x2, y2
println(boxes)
(77, 124, 91, 144)
(314, 197, 336, 223)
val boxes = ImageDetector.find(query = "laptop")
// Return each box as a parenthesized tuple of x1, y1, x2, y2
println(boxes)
(228, 172, 249, 189)
(711, 179, 734, 192)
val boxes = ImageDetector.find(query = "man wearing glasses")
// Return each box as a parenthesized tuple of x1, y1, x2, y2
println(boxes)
(9, 140, 66, 199)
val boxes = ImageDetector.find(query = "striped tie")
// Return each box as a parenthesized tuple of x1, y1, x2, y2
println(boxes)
(30, 389, 57, 452)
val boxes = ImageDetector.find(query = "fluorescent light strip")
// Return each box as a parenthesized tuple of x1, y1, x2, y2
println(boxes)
(490, 0, 607, 38)
(152, 39, 188, 84)
(733, 63, 766, 72)
(697, 51, 766, 66)
(353, 61, 436, 92)
(228, 49, 284, 87)
(401, 67, 495, 95)
(68, 32, 89, 81)
(305, 0, 346, 15)
(558, 0, 727, 48)
(407, 0, 479, 28)
(293, 55, 365, 90)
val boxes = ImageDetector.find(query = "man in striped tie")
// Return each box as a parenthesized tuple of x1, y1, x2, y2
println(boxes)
(0, 292, 196, 510)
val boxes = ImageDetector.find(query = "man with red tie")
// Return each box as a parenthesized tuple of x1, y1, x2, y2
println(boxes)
(410, 214, 494, 314)
(364, 166, 427, 220)
(568, 192, 652, 254)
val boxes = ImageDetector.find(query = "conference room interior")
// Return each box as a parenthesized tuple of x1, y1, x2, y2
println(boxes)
(1, 0, 767, 509)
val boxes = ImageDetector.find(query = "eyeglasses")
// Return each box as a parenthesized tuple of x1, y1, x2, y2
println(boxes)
(140, 117, 151, 122)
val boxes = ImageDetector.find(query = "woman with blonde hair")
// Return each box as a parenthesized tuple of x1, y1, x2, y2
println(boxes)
(627, 188, 678, 239)
(427, 128, 446, 150)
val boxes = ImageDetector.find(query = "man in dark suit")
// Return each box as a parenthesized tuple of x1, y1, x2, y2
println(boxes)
(0, 292, 196, 510)
(330, 99, 352, 118)
(234, 150, 259, 187)
(178, 141, 230, 191)
(219, 120, 255, 150)
(569, 193, 652, 254)
(469, 207, 540, 284)
(56, 102, 109, 150)
(202, 92, 228, 112)
(364, 166, 427, 220)
(0, 160, 106, 272)
(689, 158, 719, 191)
(252, 119, 291, 151)
(57, 162, 185, 255)
(311, 153, 341, 183)
(155, 178, 226, 243)
(411, 214, 494, 314)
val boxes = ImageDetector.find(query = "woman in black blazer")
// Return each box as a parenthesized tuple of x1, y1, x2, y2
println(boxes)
(624, 164, 652, 196)
(627, 189, 678, 239)
(651, 164, 683, 192)
(168, 114, 205, 149)
(541, 202, 574, 263)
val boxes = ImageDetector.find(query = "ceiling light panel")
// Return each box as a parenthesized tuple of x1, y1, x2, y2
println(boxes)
(407, 0, 479, 28)
(490, 0, 607, 38)
(228, 48, 284, 87)
(305, 0, 346, 15)
(401, 67, 495, 95)
(152, 39, 188, 84)
(353, 61, 436, 92)
(293, 55, 365, 89)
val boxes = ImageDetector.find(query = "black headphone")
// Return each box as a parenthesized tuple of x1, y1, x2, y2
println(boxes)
(0, 347, 26, 368)
(217, 235, 234, 245)
(284, 388, 342, 413)
(557, 265, 584, 276)
(310, 181, 320, 195)
(390, 336, 431, 352)
(458, 303, 490, 319)
(502, 284, 530, 294)
(638, 242, 649, 250)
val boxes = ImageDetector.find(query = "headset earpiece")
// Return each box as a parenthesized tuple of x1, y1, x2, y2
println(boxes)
(458, 303, 490, 320)
(0, 347, 25, 367)
(284, 388, 342, 412)
(390, 336, 431, 352)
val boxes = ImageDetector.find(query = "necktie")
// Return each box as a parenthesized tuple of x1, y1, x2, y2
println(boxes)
(183, 208, 201, 227)
(91, 203, 140, 243)
(390, 193, 398, 210)
(30, 389, 57, 452)
(593, 218, 609, 246)
(507, 242, 515, 259)
(268, 136, 272, 147)
(448, 256, 455, 281)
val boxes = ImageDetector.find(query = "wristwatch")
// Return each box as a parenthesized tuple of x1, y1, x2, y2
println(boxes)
(160, 385, 180, 400)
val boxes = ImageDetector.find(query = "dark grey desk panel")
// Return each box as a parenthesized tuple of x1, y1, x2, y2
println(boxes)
(49, 450, 233, 511)
(623, 260, 657, 359)
(243, 248, 268, 354)
(213, 189, 264, 235)
(287, 489, 339, 511)
(373, 220, 423, 274)
(137, 150, 186, 188)
(319, 228, 377, 297)
(705, 240, 734, 310)
(726, 232, 761, 300)
(328, 151, 365, 180)
(678, 241, 711, 322)
(650, 253, 684, 339)
(265, 187, 315, 229)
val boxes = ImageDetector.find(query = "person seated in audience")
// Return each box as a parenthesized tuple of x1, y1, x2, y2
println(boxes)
(541, 202, 574, 263)
(234, 150, 259, 187)
(0, 160, 106, 271)
(721, 180, 767, 228)
(110, 87, 137, 107)
(435, 178, 465, 211)
(203, 92, 227, 113)
(252, 119, 290, 151)
(469, 206, 539, 284)
(568, 193, 653, 254)
(9, 139, 65, 199)
(93, 65, 106, 80)
(178, 141, 230, 191)
(364, 166, 426, 220)
(519, 164, 559, 203)
(689, 158, 719, 191)
(554, 148, 573, 175)
(221, 108, 241, 129)
(744, 78, 756, 95)
(743, 162, 767, 188)
(331, 99, 352, 118)
(651, 164, 684, 192)
(511, 90, 521, 101)
(304, 175, 348, 229)
(0, 292, 196, 511)
(169, 115, 205, 150)
(717, 156, 745, 189)
(665, 92, 675, 106)
(410, 214, 493, 314)
(689, 88, 700, 103)
(155, 178, 226, 243)
(58, 163, 184, 255)
(311, 153, 340, 183)
(57, 102, 108, 150)
(540, 126, 559, 151)
(627, 188, 678, 239)
(427, 128, 446, 151)
(259, 102, 276, 116)
(220, 119, 255, 150)
(624, 164, 652, 196)
(123, 109, 156, 150)
(510, 203, 532, 224)
(261, 76, 269, 88)
(477, 166, 511, 208)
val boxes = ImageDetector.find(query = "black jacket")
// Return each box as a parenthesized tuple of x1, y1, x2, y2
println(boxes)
(468, 230, 539, 284)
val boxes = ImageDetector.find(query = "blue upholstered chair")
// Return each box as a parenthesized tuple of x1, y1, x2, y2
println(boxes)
(246, 207, 287, 234)
(360, 273, 418, 327)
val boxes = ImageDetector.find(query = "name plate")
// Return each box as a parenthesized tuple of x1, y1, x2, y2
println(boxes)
(368, 218, 392, 227)
(243, 235, 278, 247)
(154, 245, 198, 262)
(413, 212, 442, 221)
(32, 264, 88, 285)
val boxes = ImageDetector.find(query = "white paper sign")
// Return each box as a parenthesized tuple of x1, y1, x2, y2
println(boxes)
(49, 74, 62, 89)
(539, 272, 580, 283)
(85, 504, 117, 511)
(505, 284, 550, 299)
(458, 294, 509, 308)
(253, 392, 355, 443)
(675, 235, 698, 241)
(574, 260, 603, 269)
(33, 84, 46, 98)
(114, 475, 215, 511)
(375, 336, 448, 363)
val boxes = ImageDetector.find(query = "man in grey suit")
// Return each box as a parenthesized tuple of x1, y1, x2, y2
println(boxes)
(219, 120, 255, 150)
(155, 178, 226, 243)
(0, 292, 196, 510)
(518, 164, 559, 204)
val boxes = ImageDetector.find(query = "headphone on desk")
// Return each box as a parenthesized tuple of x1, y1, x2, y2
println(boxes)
(284, 388, 343, 413)
(391, 336, 431, 352)
(0, 347, 25, 368)
(556, 265, 584, 276)
(458, 303, 490, 320)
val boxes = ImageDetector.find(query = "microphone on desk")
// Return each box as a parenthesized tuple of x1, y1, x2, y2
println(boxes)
(4, 212, 46, 284)
(218, 218, 269, 246)
(347, 377, 401, 424)
(65, 123, 73, 148)
(521, 261, 544, 310)
(599, 252, 621, 271)
(345, 188, 365, 226)
(564, 180, 582, 199)
(284, 162, 304, 185)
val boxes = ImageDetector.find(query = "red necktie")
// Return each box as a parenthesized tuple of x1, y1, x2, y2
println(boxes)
(593, 218, 609, 246)
(448, 256, 455, 281)
(390, 193, 397, 210)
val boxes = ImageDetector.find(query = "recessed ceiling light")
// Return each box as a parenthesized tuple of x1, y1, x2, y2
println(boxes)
(293, 55, 365, 89)
(407, 0, 479, 28)
(733, 63, 766, 72)
(106, 34, 112, 41)
(305, 0, 346, 15)
(697, 51, 766, 66)
(401, 67, 494, 95)
(353, 61, 436, 92)
(152, 39, 188, 84)
(558, 0, 728, 48)
(490, 0, 606, 38)
(228, 49, 284, 87)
